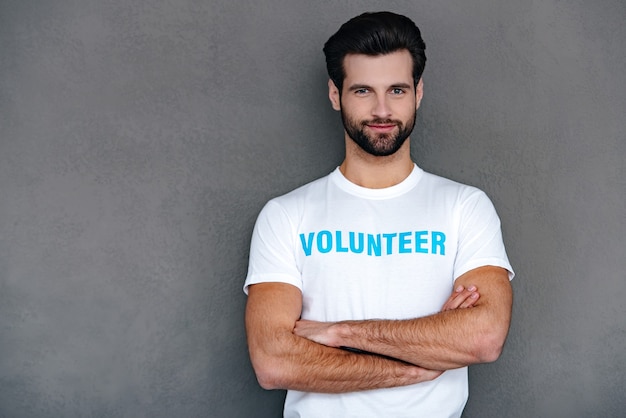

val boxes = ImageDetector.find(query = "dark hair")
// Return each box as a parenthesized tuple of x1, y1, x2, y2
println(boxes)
(323, 11, 426, 92)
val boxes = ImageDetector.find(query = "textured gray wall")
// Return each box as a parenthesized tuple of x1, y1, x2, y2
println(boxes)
(1, 1, 624, 417)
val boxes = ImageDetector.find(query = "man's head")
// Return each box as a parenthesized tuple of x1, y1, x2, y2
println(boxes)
(324, 12, 426, 157)
(323, 11, 426, 94)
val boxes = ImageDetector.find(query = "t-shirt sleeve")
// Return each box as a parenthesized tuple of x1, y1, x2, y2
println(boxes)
(453, 189, 514, 280)
(243, 200, 302, 294)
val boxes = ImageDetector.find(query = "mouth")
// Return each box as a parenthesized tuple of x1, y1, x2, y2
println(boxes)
(366, 123, 398, 133)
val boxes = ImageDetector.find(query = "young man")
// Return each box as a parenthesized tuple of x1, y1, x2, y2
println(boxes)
(244, 11, 514, 417)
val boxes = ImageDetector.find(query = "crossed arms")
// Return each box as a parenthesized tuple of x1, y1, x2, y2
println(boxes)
(245, 265, 512, 393)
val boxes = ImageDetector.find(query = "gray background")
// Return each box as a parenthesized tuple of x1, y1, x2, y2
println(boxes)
(1, 0, 624, 417)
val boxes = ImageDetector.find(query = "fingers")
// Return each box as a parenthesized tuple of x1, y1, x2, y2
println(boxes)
(441, 285, 479, 311)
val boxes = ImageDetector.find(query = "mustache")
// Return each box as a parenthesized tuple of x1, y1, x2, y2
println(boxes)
(362, 119, 402, 126)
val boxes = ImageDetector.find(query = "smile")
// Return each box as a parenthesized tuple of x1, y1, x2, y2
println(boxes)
(366, 124, 397, 133)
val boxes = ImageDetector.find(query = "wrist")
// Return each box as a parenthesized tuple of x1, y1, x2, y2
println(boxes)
(330, 321, 353, 348)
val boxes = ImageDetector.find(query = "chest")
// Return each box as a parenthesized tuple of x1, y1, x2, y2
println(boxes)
(295, 197, 460, 320)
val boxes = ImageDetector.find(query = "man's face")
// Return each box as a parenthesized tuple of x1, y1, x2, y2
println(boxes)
(329, 50, 423, 157)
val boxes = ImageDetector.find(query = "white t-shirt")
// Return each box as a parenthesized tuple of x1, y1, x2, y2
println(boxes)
(245, 164, 514, 418)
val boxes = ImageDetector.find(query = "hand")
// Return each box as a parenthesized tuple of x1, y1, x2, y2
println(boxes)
(440, 284, 479, 312)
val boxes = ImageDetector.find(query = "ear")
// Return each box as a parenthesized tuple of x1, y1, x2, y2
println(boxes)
(328, 79, 341, 111)
(415, 78, 424, 110)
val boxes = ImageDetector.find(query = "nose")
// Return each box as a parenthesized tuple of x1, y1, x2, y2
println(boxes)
(372, 95, 392, 118)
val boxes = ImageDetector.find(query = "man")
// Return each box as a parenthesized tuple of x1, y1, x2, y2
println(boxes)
(244, 11, 514, 417)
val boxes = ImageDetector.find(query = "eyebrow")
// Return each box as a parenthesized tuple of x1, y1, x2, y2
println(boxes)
(346, 84, 372, 92)
(389, 83, 412, 89)
(346, 83, 413, 91)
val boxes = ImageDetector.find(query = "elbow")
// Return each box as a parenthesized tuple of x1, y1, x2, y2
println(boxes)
(247, 329, 299, 390)
(251, 356, 289, 390)
(471, 304, 512, 364)
(476, 340, 505, 363)
(254, 368, 281, 390)
(473, 328, 508, 363)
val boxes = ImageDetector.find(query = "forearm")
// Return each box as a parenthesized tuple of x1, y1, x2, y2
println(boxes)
(245, 282, 441, 393)
(248, 328, 439, 393)
(295, 266, 513, 370)
(331, 307, 501, 370)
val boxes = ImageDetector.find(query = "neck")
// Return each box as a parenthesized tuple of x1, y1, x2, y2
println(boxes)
(339, 138, 414, 189)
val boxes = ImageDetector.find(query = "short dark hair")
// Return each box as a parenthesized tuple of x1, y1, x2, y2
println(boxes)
(323, 11, 427, 92)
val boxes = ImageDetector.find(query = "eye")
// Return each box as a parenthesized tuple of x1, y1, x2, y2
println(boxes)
(390, 88, 406, 95)
(354, 88, 370, 95)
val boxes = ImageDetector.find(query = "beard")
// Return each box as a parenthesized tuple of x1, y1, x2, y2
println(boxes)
(341, 109, 416, 157)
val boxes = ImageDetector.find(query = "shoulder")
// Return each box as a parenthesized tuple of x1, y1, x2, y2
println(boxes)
(256, 171, 334, 222)
(266, 171, 334, 209)
(418, 170, 488, 204)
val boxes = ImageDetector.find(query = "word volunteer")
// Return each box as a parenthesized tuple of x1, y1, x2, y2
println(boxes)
(299, 230, 447, 257)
